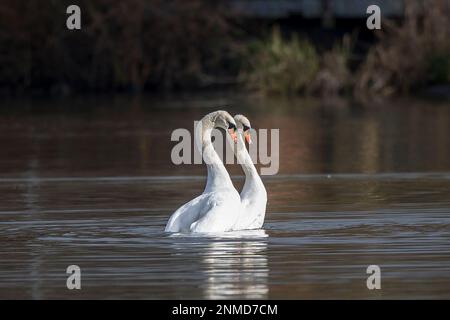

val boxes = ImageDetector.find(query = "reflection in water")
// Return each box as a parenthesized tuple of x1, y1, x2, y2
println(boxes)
(201, 230, 268, 299)
(1, 97, 450, 299)
(168, 230, 269, 299)
(0, 96, 449, 178)
(25, 154, 44, 300)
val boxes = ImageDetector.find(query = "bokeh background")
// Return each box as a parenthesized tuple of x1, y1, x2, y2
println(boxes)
(1, 0, 449, 177)
(1, 0, 450, 300)
(0, 0, 449, 97)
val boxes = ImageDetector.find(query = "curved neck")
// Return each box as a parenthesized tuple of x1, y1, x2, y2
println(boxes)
(235, 132, 259, 178)
(195, 117, 234, 192)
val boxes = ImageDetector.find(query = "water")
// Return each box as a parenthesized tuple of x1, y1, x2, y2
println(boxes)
(0, 95, 449, 299)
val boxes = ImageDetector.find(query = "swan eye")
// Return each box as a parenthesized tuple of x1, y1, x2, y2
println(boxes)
(243, 125, 250, 132)
(228, 122, 236, 132)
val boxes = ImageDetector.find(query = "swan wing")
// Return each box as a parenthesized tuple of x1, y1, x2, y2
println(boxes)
(189, 190, 241, 233)
(233, 189, 267, 230)
(164, 193, 209, 232)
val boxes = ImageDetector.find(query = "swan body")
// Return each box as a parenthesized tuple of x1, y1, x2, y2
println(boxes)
(165, 111, 242, 233)
(232, 115, 267, 230)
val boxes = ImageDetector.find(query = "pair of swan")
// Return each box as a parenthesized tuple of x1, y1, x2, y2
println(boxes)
(165, 110, 267, 233)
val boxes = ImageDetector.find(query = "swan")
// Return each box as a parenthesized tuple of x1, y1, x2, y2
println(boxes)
(232, 115, 267, 230)
(165, 110, 242, 233)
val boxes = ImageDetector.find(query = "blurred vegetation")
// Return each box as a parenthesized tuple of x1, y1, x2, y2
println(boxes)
(0, 0, 240, 94)
(0, 0, 448, 98)
(355, 0, 450, 97)
(241, 27, 353, 97)
(240, 27, 319, 95)
(310, 35, 353, 97)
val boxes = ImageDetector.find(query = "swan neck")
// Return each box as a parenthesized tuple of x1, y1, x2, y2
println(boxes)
(195, 116, 234, 192)
(236, 134, 258, 177)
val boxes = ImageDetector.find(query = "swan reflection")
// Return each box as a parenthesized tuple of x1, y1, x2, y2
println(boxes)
(167, 229, 269, 299)
(201, 229, 269, 299)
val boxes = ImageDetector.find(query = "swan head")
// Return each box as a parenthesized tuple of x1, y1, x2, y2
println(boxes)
(211, 110, 238, 143)
(234, 114, 252, 144)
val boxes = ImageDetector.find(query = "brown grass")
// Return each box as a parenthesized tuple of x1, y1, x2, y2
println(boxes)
(355, 0, 450, 97)
(0, 0, 239, 93)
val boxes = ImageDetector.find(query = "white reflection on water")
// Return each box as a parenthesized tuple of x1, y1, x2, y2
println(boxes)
(169, 229, 269, 299)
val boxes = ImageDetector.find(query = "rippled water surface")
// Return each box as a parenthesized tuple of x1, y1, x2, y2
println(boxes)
(0, 96, 449, 299)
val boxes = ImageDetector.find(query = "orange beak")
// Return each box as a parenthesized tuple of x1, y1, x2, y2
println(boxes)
(244, 131, 252, 144)
(228, 128, 238, 143)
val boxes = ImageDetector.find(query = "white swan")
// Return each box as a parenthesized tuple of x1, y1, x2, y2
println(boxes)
(232, 115, 267, 230)
(165, 110, 242, 233)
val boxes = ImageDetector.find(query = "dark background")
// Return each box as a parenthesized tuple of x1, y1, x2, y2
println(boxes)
(1, 0, 448, 99)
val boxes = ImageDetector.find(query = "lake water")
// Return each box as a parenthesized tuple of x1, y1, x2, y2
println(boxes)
(0, 95, 449, 299)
